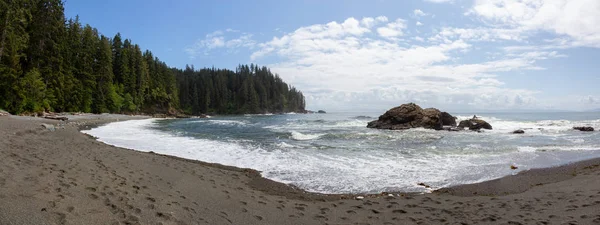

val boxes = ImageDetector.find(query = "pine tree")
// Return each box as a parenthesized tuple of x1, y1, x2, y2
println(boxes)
(0, 0, 31, 113)
(26, 0, 67, 111)
(92, 35, 119, 113)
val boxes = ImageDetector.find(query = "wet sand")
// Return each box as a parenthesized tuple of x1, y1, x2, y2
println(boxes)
(1, 115, 600, 225)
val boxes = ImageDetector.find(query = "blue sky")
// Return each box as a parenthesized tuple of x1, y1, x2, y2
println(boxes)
(65, 0, 600, 112)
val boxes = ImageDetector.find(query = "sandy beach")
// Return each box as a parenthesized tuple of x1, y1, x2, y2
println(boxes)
(1, 115, 600, 225)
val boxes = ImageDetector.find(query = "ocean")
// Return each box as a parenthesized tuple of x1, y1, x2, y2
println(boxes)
(82, 112, 600, 194)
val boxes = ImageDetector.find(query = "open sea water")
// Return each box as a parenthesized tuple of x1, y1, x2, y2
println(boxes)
(82, 112, 600, 194)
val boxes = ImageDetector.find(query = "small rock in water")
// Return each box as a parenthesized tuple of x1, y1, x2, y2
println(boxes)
(510, 165, 518, 170)
(41, 123, 55, 131)
(355, 196, 364, 200)
(573, 126, 594, 132)
(513, 129, 525, 134)
(417, 183, 431, 188)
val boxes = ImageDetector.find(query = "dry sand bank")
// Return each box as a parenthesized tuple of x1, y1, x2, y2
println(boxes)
(1, 115, 600, 225)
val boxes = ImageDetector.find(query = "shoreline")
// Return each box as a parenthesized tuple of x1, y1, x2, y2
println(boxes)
(81, 116, 600, 197)
(2, 114, 600, 224)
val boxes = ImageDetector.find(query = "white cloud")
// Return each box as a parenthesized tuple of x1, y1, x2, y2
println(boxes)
(248, 16, 566, 111)
(192, 0, 600, 111)
(581, 95, 600, 104)
(376, 19, 407, 38)
(413, 9, 428, 17)
(185, 30, 256, 59)
(429, 27, 527, 43)
(470, 0, 600, 47)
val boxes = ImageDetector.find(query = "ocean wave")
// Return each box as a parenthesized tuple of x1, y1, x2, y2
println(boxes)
(290, 131, 324, 141)
(244, 113, 274, 116)
(518, 145, 600, 152)
(82, 117, 600, 194)
(271, 119, 366, 130)
(350, 116, 374, 120)
(454, 117, 600, 135)
(190, 119, 249, 126)
(275, 142, 298, 148)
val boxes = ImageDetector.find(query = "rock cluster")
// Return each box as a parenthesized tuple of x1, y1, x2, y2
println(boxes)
(367, 103, 459, 130)
(367, 103, 493, 131)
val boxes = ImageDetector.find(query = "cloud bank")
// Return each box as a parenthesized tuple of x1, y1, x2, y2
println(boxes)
(187, 0, 600, 111)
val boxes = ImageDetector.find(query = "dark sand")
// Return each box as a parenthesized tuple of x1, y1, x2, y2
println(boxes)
(1, 115, 600, 225)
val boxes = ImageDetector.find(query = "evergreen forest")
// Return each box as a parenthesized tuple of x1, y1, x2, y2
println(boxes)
(0, 0, 305, 115)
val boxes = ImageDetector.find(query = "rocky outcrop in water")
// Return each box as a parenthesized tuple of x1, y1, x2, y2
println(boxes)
(440, 112, 457, 127)
(573, 126, 594, 132)
(317, 110, 327, 114)
(457, 118, 493, 130)
(366, 103, 456, 130)
(513, 129, 525, 134)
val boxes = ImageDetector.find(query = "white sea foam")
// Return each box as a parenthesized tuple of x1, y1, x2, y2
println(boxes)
(190, 119, 248, 126)
(265, 119, 366, 131)
(82, 118, 600, 194)
(456, 115, 600, 135)
(276, 142, 297, 148)
(290, 131, 323, 141)
(518, 145, 600, 152)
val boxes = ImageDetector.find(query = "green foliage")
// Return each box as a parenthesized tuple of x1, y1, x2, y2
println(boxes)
(19, 69, 46, 112)
(123, 93, 136, 112)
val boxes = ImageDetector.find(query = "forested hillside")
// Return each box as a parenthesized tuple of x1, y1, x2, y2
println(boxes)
(0, 0, 305, 115)
(0, 0, 179, 114)
(176, 65, 305, 115)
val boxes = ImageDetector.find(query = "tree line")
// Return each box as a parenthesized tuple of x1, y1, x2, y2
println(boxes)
(0, 0, 305, 115)
(176, 64, 305, 115)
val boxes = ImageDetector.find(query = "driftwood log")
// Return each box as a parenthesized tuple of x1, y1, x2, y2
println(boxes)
(43, 116, 69, 121)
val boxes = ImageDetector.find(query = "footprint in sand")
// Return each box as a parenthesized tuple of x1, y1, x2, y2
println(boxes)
(88, 194, 99, 200)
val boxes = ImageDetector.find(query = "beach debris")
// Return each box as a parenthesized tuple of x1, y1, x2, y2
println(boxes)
(41, 123, 56, 131)
(355, 196, 364, 200)
(573, 126, 594, 132)
(388, 194, 394, 197)
(43, 116, 68, 121)
(510, 165, 518, 170)
(512, 129, 525, 134)
(417, 182, 431, 188)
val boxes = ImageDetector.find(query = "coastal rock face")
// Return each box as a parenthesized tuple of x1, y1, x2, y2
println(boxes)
(367, 103, 453, 130)
(573, 126, 594, 132)
(440, 112, 457, 127)
(458, 119, 493, 130)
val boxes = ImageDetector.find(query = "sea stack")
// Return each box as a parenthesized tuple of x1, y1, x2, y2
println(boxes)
(458, 118, 493, 130)
(366, 103, 457, 130)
